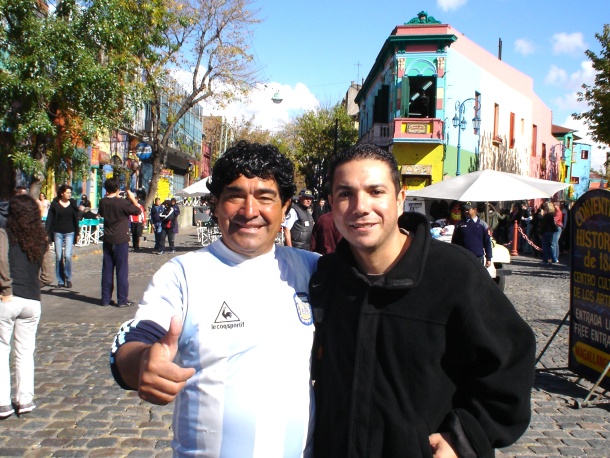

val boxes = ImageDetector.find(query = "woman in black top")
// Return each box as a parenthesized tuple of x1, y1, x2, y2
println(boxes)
(44, 184, 79, 288)
(0, 195, 52, 418)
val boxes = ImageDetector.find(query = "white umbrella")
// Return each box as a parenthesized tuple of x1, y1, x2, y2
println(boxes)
(406, 169, 571, 201)
(175, 176, 212, 197)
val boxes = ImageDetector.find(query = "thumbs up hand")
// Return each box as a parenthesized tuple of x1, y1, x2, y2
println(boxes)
(137, 315, 196, 405)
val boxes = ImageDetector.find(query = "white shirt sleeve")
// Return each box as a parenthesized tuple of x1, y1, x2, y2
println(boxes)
(282, 208, 297, 230)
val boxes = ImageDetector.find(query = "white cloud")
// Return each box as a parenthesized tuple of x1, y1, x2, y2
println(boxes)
(551, 32, 587, 56)
(168, 67, 319, 131)
(514, 39, 535, 56)
(544, 60, 594, 91)
(563, 116, 608, 171)
(570, 60, 596, 89)
(203, 83, 319, 132)
(547, 59, 596, 114)
(436, 0, 468, 12)
(552, 92, 583, 112)
(545, 65, 568, 86)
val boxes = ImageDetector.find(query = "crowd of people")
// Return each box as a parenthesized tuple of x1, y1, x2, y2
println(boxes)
(429, 198, 571, 264)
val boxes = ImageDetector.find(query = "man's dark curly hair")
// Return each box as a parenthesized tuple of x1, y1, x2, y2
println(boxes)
(207, 140, 295, 204)
(328, 143, 401, 195)
(7, 195, 48, 263)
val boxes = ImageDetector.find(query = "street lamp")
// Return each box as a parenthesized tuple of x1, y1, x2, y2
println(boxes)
(271, 91, 283, 104)
(452, 98, 481, 176)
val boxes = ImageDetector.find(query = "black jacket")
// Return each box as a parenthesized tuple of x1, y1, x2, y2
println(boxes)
(44, 198, 80, 242)
(310, 212, 535, 458)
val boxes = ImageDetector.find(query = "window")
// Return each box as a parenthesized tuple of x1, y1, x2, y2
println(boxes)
(570, 177, 580, 184)
(532, 125, 537, 156)
(400, 76, 436, 118)
(508, 113, 515, 148)
(493, 104, 499, 138)
(581, 149, 589, 160)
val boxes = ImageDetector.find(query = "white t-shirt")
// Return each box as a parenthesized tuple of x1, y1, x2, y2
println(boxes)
(115, 240, 319, 457)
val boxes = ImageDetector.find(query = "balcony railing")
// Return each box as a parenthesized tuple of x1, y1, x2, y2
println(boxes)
(361, 118, 445, 145)
(360, 123, 392, 147)
(393, 118, 444, 142)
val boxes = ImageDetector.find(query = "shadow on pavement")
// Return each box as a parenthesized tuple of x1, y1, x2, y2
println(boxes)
(534, 371, 610, 412)
(41, 288, 101, 306)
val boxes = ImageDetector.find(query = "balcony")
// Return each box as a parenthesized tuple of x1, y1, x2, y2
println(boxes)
(393, 118, 444, 143)
(360, 123, 392, 147)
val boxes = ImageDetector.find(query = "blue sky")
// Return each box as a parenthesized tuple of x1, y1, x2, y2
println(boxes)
(206, 0, 608, 169)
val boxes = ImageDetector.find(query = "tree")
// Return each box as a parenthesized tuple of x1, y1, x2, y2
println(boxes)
(575, 24, 610, 150)
(0, 0, 147, 197)
(139, 0, 260, 210)
(283, 103, 358, 198)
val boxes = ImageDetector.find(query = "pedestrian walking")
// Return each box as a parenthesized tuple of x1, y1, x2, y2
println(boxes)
(37, 192, 50, 218)
(97, 179, 142, 307)
(170, 198, 181, 235)
(150, 198, 164, 253)
(540, 201, 558, 264)
(158, 200, 177, 254)
(0, 195, 53, 419)
(44, 184, 80, 288)
(129, 191, 147, 252)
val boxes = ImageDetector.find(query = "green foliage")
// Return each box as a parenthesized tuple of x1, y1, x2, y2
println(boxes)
(283, 103, 358, 197)
(0, 0, 150, 188)
(575, 24, 610, 148)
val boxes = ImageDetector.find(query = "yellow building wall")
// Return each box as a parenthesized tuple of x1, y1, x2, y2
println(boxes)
(392, 143, 445, 191)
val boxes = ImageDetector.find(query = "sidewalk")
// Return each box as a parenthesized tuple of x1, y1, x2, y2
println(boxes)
(1, 241, 609, 456)
(39, 225, 202, 326)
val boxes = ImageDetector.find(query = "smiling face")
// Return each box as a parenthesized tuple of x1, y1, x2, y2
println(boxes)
(329, 158, 405, 259)
(214, 174, 290, 258)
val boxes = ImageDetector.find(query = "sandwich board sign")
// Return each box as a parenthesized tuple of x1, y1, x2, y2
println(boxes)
(569, 189, 610, 389)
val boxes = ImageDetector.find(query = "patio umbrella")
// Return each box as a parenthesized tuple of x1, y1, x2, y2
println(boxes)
(406, 169, 571, 201)
(175, 176, 212, 197)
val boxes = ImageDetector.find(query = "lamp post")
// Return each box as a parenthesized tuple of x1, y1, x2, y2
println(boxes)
(452, 98, 481, 176)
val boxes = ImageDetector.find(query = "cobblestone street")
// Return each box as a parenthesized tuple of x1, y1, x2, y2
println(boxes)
(1, 229, 609, 457)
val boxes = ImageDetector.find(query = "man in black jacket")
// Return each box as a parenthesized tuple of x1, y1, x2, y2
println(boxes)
(310, 143, 535, 458)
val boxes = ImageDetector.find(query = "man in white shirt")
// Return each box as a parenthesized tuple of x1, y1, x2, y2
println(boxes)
(110, 140, 319, 457)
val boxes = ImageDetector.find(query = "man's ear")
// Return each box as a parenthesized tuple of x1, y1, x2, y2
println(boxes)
(397, 189, 406, 215)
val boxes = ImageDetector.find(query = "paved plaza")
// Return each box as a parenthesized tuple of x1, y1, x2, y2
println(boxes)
(1, 228, 609, 457)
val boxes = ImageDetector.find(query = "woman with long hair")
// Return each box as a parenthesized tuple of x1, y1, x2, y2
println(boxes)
(0, 195, 52, 419)
(44, 184, 79, 288)
(540, 201, 558, 264)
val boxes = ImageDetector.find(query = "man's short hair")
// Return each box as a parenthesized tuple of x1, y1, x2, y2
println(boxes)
(207, 140, 295, 204)
(328, 143, 401, 195)
(104, 178, 120, 194)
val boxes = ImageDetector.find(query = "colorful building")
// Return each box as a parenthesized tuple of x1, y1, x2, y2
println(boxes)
(355, 11, 558, 191)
